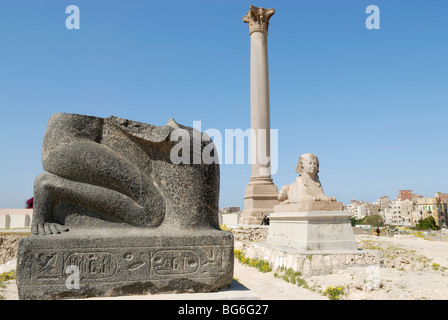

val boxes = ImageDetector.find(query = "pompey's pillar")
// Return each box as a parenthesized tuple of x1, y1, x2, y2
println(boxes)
(240, 5, 279, 225)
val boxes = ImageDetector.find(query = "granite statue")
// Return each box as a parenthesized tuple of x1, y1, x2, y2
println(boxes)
(17, 113, 233, 299)
(31, 113, 221, 233)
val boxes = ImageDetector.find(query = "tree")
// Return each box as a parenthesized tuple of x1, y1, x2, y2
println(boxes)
(361, 214, 384, 227)
(351, 217, 362, 226)
(414, 216, 440, 231)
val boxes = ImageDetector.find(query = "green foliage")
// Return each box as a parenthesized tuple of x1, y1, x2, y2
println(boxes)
(361, 214, 384, 227)
(274, 267, 309, 289)
(322, 285, 346, 300)
(414, 216, 440, 231)
(351, 217, 362, 226)
(234, 250, 272, 273)
(0, 271, 15, 282)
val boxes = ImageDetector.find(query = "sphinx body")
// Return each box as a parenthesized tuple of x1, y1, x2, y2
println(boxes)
(278, 153, 336, 204)
(267, 153, 356, 252)
(276, 153, 341, 212)
(278, 176, 336, 203)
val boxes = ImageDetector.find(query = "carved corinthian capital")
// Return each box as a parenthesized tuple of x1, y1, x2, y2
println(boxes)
(242, 5, 275, 35)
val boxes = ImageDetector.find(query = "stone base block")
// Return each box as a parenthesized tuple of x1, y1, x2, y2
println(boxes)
(16, 227, 234, 300)
(267, 211, 358, 251)
(245, 242, 380, 276)
(82, 279, 260, 300)
(274, 201, 343, 212)
(241, 181, 278, 225)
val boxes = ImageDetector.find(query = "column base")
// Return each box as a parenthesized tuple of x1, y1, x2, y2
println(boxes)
(240, 177, 278, 225)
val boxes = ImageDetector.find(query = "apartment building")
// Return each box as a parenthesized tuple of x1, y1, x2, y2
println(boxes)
(345, 200, 379, 220)
(383, 199, 419, 227)
(417, 197, 447, 227)
(397, 190, 423, 202)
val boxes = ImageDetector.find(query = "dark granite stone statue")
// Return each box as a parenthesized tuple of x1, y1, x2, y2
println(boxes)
(16, 113, 233, 300)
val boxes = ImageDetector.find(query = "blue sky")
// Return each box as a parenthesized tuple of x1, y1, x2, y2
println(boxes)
(0, 0, 447, 209)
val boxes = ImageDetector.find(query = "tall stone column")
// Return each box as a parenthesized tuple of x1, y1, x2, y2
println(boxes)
(240, 5, 279, 225)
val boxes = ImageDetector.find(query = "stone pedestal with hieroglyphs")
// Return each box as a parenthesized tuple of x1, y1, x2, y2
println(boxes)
(17, 227, 233, 300)
(16, 113, 233, 299)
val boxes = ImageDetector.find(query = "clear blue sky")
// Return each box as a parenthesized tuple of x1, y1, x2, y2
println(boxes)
(0, 0, 447, 209)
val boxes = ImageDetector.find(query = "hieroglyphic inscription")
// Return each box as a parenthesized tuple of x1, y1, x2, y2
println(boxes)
(123, 250, 148, 273)
(64, 252, 117, 279)
(152, 250, 199, 276)
(29, 246, 231, 284)
(202, 247, 226, 275)
(35, 252, 61, 280)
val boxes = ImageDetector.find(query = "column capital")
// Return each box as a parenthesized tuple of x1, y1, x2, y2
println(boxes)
(242, 5, 275, 36)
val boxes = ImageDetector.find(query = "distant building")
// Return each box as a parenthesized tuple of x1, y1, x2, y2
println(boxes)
(219, 206, 240, 214)
(417, 197, 447, 227)
(383, 199, 419, 227)
(349, 191, 448, 227)
(376, 196, 390, 211)
(397, 190, 423, 202)
(435, 192, 448, 203)
(345, 200, 379, 220)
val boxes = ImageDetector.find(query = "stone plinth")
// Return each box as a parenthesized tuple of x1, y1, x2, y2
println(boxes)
(17, 227, 233, 300)
(244, 242, 379, 277)
(274, 201, 343, 213)
(267, 211, 358, 251)
(240, 179, 278, 225)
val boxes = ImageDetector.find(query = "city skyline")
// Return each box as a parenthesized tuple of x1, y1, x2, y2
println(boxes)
(1, 1, 447, 209)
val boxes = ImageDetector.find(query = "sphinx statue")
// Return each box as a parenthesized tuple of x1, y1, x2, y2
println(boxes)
(267, 153, 356, 251)
(276, 153, 342, 212)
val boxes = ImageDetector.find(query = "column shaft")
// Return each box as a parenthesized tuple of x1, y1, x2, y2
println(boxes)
(250, 31, 271, 179)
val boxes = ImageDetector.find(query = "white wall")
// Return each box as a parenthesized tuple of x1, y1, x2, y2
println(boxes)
(0, 209, 32, 229)
(219, 212, 240, 226)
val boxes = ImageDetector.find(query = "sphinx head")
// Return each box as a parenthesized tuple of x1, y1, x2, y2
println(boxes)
(295, 153, 319, 177)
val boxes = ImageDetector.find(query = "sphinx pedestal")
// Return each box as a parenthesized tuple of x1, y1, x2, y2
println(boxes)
(267, 210, 358, 251)
(16, 227, 234, 300)
(241, 207, 377, 277)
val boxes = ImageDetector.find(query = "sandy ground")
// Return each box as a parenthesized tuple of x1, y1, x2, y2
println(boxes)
(2, 230, 448, 300)
(233, 258, 327, 300)
(232, 233, 448, 300)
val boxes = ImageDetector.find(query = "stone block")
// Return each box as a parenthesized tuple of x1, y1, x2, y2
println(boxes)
(17, 227, 233, 300)
(16, 113, 234, 299)
(244, 242, 380, 276)
(274, 201, 343, 213)
(267, 211, 358, 251)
